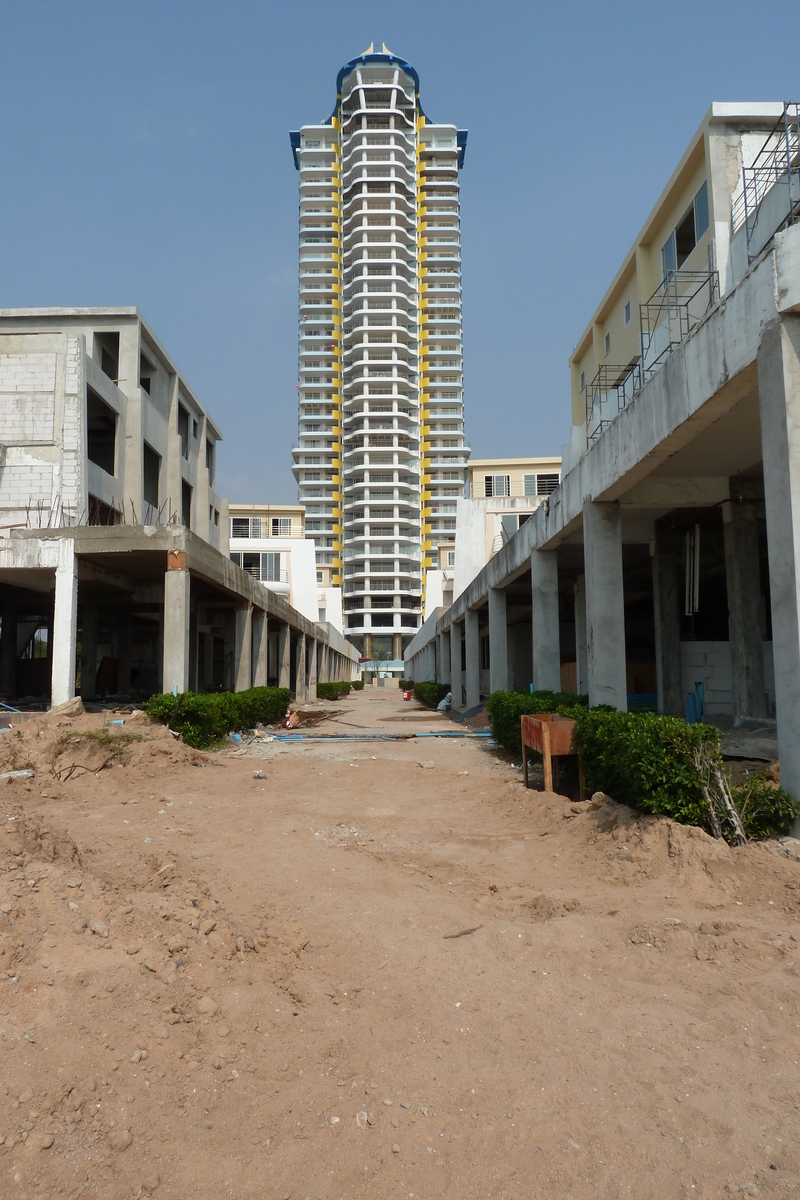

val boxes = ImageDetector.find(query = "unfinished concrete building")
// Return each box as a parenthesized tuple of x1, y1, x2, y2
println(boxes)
(0, 308, 359, 704)
(406, 103, 800, 811)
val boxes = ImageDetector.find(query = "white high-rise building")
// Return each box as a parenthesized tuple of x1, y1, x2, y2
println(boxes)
(290, 46, 470, 662)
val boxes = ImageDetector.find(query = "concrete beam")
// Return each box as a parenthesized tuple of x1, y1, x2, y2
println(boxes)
(163, 563, 190, 694)
(723, 500, 766, 719)
(583, 500, 627, 711)
(574, 576, 588, 695)
(252, 610, 268, 687)
(234, 604, 253, 693)
(620, 476, 731, 509)
(530, 549, 561, 692)
(652, 530, 684, 716)
(295, 634, 306, 701)
(488, 587, 508, 693)
(308, 639, 317, 700)
(758, 315, 800, 815)
(465, 609, 480, 709)
(278, 625, 291, 689)
(51, 541, 78, 706)
(450, 620, 462, 708)
(438, 630, 450, 686)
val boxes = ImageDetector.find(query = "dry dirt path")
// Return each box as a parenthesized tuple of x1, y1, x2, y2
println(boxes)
(0, 690, 799, 1200)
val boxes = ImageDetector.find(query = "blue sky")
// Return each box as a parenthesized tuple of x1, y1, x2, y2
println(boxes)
(2, 0, 798, 502)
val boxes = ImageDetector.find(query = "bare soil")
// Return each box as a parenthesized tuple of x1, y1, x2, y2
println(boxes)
(1, 689, 799, 1200)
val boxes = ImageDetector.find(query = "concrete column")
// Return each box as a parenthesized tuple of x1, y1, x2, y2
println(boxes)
(450, 620, 462, 707)
(574, 575, 588, 695)
(583, 500, 627, 710)
(163, 559, 191, 695)
(234, 604, 253, 692)
(723, 500, 766, 720)
(0, 603, 18, 696)
(307, 639, 317, 700)
(438, 630, 450, 686)
(80, 601, 98, 698)
(530, 549, 561, 692)
(465, 609, 480, 709)
(757, 316, 800, 816)
(117, 611, 132, 696)
(278, 625, 291, 688)
(51, 540, 78, 706)
(488, 586, 508, 693)
(652, 531, 683, 716)
(252, 610, 268, 687)
(295, 634, 306, 701)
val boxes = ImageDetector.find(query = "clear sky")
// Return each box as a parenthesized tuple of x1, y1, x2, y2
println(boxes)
(2, 0, 798, 503)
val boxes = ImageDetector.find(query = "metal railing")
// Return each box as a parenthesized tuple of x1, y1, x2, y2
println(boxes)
(585, 362, 644, 443)
(640, 269, 719, 376)
(732, 102, 800, 261)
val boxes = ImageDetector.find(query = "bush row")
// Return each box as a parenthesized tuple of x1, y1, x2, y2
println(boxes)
(414, 682, 451, 709)
(144, 687, 291, 749)
(485, 690, 588, 756)
(316, 681, 352, 700)
(351, 679, 365, 691)
(485, 689, 798, 842)
(572, 709, 797, 841)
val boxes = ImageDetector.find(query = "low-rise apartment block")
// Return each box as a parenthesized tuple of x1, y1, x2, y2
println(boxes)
(0, 309, 359, 703)
(227, 501, 344, 633)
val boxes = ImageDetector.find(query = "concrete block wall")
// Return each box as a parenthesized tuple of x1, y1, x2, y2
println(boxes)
(680, 641, 775, 718)
(0, 337, 85, 531)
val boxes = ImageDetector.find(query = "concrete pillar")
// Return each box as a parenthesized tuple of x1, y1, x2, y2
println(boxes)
(295, 634, 306, 701)
(652, 531, 683, 716)
(583, 500, 627, 710)
(117, 611, 132, 696)
(757, 317, 800, 816)
(51, 540, 78, 706)
(163, 558, 190, 695)
(278, 624, 291, 688)
(465, 609, 480, 709)
(450, 620, 462, 707)
(723, 500, 766, 720)
(252, 610, 268, 687)
(574, 575, 588, 695)
(234, 604, 253, 692)
(530, 549, 561, 692)
(80, 601, 98, 698)
(488, 586, 508, 693)
(307, 639, 317, 700)
(438, 629, 450, 686)
(0, 603, 18, 696)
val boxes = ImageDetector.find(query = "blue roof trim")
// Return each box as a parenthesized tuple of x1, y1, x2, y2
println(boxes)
(289, 130, 301, 170)
(457, 130, 468, 169)
(336, 52, 420, 96)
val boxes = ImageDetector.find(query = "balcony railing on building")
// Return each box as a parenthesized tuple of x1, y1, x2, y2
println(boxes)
(584, 262, 719, 443)
(731, 102, 800, 264)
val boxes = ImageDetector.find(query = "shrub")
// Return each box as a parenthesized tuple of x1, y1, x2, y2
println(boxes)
(398, 678, 414, 690)
(351, 678, 364, 691)
(317, 682, 343, 701)
(338, 682, 351, 697)
(572, 709, 799, 842)
(730, 775, 799, 841)
(144, 687, 290, 749)
(486, 690, 588, 755)
(414, 682, 451, 709)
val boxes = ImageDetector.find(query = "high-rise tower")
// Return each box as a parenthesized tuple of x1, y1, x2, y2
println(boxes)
(291, 46, 469, 661)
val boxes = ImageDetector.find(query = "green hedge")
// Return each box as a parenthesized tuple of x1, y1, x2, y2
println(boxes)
(316, 681, 354, 700)
(486, 690, 588, 755)
(572, 709, 798, 840)
(398, 678, 414, 690)
(487, 691, 797, 841)
(144, 687, 290, 749)
(414, 682, 451, 709)
(351, 679, 365, 691)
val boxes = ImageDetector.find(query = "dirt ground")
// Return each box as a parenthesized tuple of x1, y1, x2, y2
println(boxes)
(1, 689, 799, 1200)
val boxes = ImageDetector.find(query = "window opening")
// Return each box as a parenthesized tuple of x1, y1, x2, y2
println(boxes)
(181, 480, 192, 529)
(143, 442, 161, 514)
(624, 300, 631, 326)
(96, 332, 120, 382)
(484, 474, 510, 497)
(178, 405, 190, 460)
(206, 440, 215, 486)
(86, 387, 117, 475)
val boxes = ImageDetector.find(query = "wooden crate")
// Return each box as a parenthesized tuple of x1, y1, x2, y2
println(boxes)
(520, 713, 584, 797)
